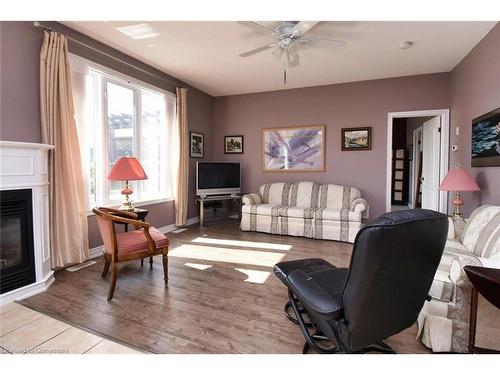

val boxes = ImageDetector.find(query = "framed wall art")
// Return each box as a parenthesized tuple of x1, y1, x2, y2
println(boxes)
(190, 131, 204, 158)
(224, 135, 244, 154)
(471, 107, 500, 167)
(341, 127, 372, 151)
(262, 124, 325, 172)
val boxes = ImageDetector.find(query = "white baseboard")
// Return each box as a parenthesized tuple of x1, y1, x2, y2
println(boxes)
(0, 272, 55, 305)
(88, 216, 200, 260)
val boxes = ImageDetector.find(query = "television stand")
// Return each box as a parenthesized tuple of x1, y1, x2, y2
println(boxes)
(196, 195, 242, 228)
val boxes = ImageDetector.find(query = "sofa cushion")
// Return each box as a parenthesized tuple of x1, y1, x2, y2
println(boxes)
(317, 184, 361, 209)
(462, 205, 500, 257)
(288, 182, 320, 208)
(278, 206, 317, 219)
(241, 204, 282, 216)
(313, 208, 362, 222)
(259, 183, 291, 205)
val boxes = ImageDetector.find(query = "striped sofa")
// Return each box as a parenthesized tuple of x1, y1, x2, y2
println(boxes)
(417, 205, 500, 352)
(240, 182, 369, 243)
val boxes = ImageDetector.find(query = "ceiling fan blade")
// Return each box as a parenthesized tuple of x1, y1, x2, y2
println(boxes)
(303, 37, 346, 48)
(291, 21, 320, 37)
(238, 21, 275, 34)
(239, 42, 278, 57)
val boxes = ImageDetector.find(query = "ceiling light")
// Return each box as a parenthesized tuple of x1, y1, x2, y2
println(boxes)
(400, 41, 414, 50)
(116, 24, 160, 40)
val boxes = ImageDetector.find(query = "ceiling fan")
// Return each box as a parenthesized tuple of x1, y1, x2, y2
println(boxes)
(238, 21, 345, 84)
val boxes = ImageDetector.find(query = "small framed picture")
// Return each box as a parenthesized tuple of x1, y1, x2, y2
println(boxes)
(341, 127, 372, 151)
(190, 131, 204, 158)
(224, 135, 244, 154)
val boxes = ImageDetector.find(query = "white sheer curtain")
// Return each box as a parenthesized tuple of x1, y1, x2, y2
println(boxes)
(40, 31, 89, 268)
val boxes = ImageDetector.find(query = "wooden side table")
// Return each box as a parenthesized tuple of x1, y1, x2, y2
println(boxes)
(463, 265, 500, 354)
(120, 208, 151, 268)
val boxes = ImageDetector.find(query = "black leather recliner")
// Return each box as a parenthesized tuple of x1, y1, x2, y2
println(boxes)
(273, 209, 448, 353)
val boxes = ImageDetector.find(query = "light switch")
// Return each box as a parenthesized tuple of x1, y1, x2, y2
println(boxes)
(456, 126, 460, 136)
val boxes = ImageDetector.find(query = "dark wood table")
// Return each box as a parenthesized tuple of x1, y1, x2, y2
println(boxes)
(463, 265, 500, 354)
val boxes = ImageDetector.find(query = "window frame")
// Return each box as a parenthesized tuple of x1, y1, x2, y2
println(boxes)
(68, 54, 176, 216)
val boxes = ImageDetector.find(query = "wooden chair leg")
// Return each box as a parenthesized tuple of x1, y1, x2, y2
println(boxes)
(141, 259, 144, 267)
(101, 257, 111, 278)
(108, 262, 118, 301)
(149, 256, 153, 269)
(162, 250, 169, 286)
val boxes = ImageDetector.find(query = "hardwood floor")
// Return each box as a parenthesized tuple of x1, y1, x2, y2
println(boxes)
(20, 222, 430, 354)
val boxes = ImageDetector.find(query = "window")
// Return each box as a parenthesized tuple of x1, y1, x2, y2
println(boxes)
(70, 55, 176, 209)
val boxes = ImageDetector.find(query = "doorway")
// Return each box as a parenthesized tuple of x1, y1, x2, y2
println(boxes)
(386, 110, 449, 214)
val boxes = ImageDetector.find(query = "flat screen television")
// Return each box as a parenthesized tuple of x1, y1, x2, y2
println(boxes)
(196, 162, 241, 197)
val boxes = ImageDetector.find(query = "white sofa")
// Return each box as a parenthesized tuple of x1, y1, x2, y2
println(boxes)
(240, 181, 369, 243)
(417, 205, 500, 352)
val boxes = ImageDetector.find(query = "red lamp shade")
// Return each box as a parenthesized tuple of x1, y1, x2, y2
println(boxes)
(439, 167, 480, 192)
(107, 157, 148, 181)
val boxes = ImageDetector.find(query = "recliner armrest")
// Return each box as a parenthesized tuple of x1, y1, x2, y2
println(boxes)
(288, 269, 343, 316)
(241, 193, 262, 205)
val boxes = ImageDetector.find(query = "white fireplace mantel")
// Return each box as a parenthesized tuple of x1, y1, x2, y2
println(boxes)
(0, 140, 55, 305)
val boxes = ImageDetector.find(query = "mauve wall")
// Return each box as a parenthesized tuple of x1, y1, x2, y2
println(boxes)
(0, 22, 214, 249)
(449, 23, 500, 216)
(213, 74, 450, 219)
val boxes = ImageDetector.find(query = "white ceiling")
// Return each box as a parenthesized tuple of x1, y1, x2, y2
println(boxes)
(64, 21, 496, 97)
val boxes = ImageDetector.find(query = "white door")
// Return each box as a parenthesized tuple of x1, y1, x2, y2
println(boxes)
(421, 117, 441, 210)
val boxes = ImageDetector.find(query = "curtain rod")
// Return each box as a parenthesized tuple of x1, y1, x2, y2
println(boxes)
(33, 21, 187, 90)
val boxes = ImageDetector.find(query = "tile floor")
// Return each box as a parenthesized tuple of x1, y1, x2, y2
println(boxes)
(0, 302, 143, 354)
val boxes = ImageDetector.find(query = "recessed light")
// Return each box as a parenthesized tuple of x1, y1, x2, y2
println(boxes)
(116, 24, 160, 40)
(400, 41, 414, 50)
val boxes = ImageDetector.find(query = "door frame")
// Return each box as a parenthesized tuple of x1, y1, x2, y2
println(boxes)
(409, 126, 423, 209)
(386, 109, 449, 214)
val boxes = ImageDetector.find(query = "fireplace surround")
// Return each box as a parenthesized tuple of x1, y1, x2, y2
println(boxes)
(0, 141, 54, 304)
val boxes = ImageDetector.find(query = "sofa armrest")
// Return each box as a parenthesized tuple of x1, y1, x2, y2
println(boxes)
(449, 254, 500, 286)
(350, 198, 369, 219)
(242, 193, 262, 205)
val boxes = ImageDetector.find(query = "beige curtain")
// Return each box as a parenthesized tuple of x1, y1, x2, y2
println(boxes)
(40, 31, 89, 268)
(175, 87, 189, 226)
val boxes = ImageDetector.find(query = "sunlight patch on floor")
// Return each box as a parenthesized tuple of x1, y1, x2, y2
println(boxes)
(169, 244, 285, 267)
(192, 237, 292, 251)
(234, 268, 271, 284)
(184, 262, 212, 270)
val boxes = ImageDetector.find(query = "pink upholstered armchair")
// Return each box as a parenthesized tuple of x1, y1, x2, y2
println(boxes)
(93, 207, 169, 301)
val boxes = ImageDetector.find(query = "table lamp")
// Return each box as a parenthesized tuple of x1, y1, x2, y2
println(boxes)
(439, 167, 480, 217)
(107, 156, 148, 211)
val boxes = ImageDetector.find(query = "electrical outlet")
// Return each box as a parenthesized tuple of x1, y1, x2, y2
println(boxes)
(451, 145, 459, 152)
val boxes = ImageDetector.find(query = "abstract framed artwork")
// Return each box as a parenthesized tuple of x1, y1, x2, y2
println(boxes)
(262, 124, 326, 172)
(224, 135, 244, 154)
(190, 131, 204, 158)
(341, 127, 372, 151)
(471, 107, 500, 167)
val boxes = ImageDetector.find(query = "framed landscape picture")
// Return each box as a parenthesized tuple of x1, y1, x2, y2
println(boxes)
(341, 127, 372, 151)
(262, 124, 325, 172)
(224, 135, 244, 154)
(471, 107, 500, 167)
(190, 131, 204, 158)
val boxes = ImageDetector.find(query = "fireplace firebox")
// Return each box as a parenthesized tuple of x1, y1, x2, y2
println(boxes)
(0, 189, 36, 294)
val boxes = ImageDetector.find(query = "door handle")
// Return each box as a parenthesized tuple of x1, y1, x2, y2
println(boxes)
(420, 177, 425, 182)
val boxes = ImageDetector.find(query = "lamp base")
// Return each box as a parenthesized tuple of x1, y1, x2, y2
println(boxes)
(120, 181, 134, 211)
(453, 191, 464, 218)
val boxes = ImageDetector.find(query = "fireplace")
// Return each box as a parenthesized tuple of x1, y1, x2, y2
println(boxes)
(0, 189, 36, 294)
(1, 141, 54, 304)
